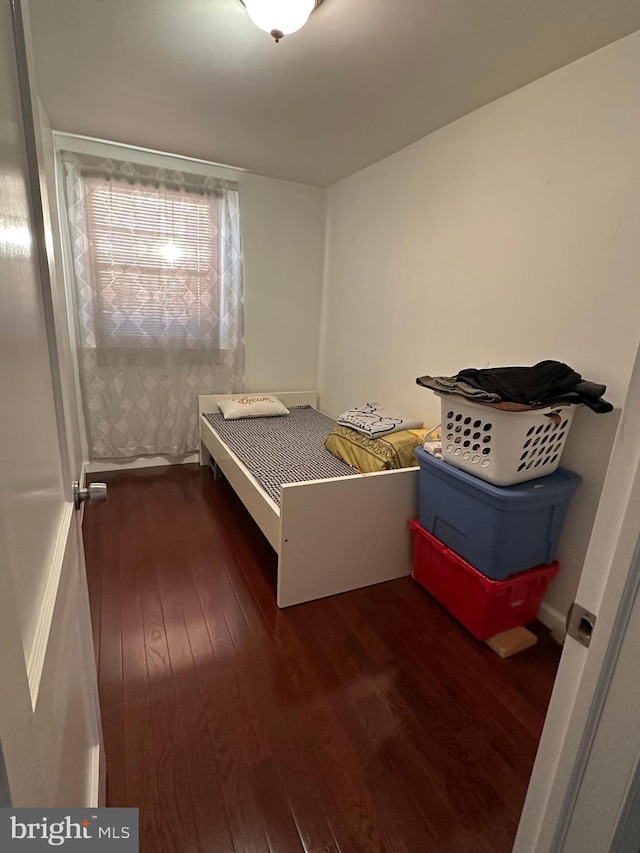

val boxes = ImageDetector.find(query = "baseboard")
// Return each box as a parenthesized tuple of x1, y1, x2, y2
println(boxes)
(86, 452, 198, 473)
(538, 601, 566, 638)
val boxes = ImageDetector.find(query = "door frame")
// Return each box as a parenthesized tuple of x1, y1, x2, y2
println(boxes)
(515, 339, 640, 851)
(11, 0, 74, 497)
(1, 0, 104, 808)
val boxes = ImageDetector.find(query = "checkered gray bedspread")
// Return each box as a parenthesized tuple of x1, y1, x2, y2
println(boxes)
(203, 406, 357, 505)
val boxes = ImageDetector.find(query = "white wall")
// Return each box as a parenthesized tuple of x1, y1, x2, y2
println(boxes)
(318, 31, 640, 620)
(53, 134, 326, 396)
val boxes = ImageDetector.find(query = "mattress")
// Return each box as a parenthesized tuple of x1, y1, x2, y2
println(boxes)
(203, 405, 357, 505)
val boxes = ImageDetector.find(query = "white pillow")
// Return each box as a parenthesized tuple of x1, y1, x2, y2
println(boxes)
(337, 402, 423, 438)
(218, 395, 290, 420)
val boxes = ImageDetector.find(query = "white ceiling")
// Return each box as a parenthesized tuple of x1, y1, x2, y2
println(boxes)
(29, 0, 640, 187)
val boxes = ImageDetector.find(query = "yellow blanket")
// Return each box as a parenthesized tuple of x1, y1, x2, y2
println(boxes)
(324, 425, 426, 473)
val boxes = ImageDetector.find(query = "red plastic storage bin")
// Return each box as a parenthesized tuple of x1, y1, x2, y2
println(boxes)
(410, 519, 559, 640)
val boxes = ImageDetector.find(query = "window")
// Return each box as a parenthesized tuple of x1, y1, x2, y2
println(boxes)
(60, 150, 244, 459)
(84, 177, 223, 348)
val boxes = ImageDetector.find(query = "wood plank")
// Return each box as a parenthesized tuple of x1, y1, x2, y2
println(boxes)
(298, 595, 517, 849)
(85, 464, 561, 853)
(112, 477, 159, 845)
(150, 479, 236, 853)
(189, 484, 345, 852)
(486, 627, 538, 658)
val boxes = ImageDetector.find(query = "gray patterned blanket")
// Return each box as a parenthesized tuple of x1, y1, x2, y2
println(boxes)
(203, 406, 357, 505)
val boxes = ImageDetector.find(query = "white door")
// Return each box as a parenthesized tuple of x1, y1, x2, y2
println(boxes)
(515, 338, 640, 851)
(0, 0, 103, 808)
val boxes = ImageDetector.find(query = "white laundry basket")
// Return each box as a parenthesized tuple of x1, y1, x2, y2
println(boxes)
(438, 394, 577, 486)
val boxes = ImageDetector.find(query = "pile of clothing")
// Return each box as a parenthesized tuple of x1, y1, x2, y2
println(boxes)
(416, 360, 613, 413)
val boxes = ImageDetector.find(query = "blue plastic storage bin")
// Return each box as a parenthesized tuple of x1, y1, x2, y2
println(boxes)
(416, 446, 581, 579)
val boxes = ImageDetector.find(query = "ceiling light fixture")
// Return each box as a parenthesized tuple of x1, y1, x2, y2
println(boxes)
(240, 0, 324, 43)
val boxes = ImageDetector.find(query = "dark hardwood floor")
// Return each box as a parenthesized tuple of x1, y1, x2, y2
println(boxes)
(84, 464, 561, 853)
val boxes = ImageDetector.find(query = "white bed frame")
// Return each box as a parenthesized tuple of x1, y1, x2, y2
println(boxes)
(199, 391, 419, 608)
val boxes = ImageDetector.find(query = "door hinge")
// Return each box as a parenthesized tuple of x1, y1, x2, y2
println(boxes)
(566, 602, 597, 648)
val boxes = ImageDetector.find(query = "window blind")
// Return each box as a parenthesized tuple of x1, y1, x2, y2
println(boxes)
(84, 178, 221, 345)
(60, 148, 245, 458)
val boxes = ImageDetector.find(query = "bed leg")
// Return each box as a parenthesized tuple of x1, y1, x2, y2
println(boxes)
(208, 456, 223, 481)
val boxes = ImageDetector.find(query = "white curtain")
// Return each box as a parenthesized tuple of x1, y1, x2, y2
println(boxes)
(61, 151, 245, 458)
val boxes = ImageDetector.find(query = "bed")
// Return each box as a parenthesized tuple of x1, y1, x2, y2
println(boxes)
(199, 391, 419, 608)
